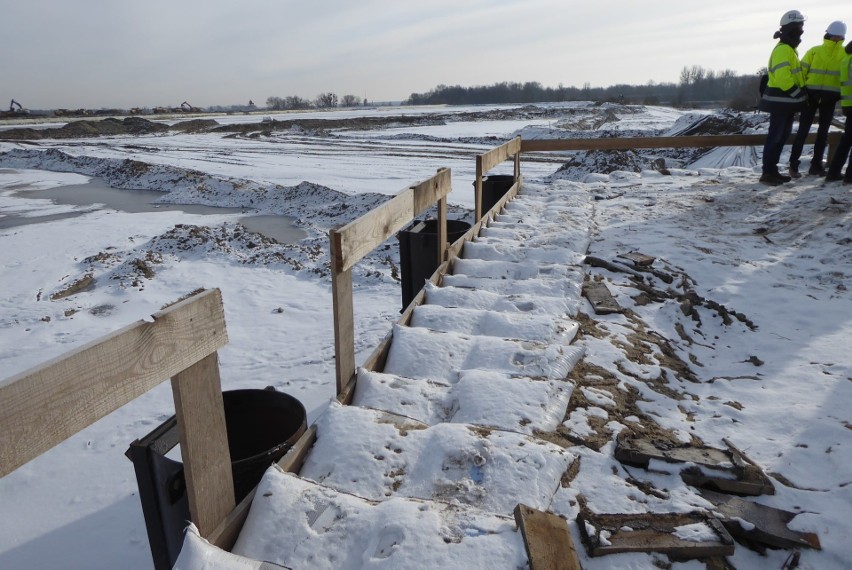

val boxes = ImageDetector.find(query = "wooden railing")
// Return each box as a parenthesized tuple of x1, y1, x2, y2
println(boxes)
(329, 167, 456, 399)
(474, 136, 522, 222)
(6, 129, 837, 564)
(0, 289, 234, 538)
(520, 131, 843, 159)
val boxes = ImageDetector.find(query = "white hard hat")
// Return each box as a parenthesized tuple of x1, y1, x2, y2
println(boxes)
(780, 10, 806, 26)
(826, 21, 847, 37)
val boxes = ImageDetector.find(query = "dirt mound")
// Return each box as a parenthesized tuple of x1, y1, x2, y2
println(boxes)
(666, 110, 764, 137)
(549, 149, 647, 181)
(0, 117, 168, 140)
(171, 119, 220, 132)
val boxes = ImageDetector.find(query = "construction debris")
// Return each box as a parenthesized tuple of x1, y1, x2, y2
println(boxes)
(577, 509, 735, 559)
(700, 490, 821, 552)
(615, 432, 775, 496)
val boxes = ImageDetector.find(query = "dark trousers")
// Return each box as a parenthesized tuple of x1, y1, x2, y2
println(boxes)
(763, 110, 796, 175)
(789, 96, 838, 170)
(827, 113, 852, 178)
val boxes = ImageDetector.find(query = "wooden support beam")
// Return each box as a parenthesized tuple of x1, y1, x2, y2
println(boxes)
(0, 289, 227, 477)
(514, 504, 582, 570)
(171, 352, 235, 537)
(520, 132, 842, 153)
(330, 231, 356, 396)
(333, 189, 414, 274)
(474, 156, 484, 222)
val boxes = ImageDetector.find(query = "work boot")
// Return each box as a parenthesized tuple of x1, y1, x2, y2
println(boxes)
(808, 163, 826, 176)
(789, 164, 802, 179)
(759, 172, 785, 186)
(777, 172, 792, 182)
(825, 172, 844, 182)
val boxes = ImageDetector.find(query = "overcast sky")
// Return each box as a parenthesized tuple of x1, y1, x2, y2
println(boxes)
(1, 1, 849, 110)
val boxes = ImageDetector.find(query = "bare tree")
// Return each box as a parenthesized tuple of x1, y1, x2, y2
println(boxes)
(315, 93, 338, 108)
(340, 94, 359, 107)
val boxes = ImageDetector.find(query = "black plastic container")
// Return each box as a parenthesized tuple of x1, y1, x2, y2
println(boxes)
(479, 174, 515, 217)
(397, 219, 470, 310)
(127, 388, 307, 569)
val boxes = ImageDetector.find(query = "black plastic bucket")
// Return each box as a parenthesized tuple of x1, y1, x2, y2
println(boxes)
(479, 174, 515, 216)
(127, 387, 307, 569)
(224, 388, 307, 500)
(397, 218, 471, 310)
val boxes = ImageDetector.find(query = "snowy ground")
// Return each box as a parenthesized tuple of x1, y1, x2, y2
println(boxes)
(1, 102, 850, 569)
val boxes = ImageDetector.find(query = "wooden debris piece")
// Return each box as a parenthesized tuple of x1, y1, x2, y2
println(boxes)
(617, 252, 656, 267)
(583, 281, 622, 315)
(585, 255, 645, 279)
(615, 433, 774, 496)
(577, 510, 735, 559)
(700, 489, 821, 551)
(514, 504, 582, 570)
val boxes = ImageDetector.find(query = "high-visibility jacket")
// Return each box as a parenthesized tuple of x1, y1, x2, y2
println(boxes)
(760, 42, 807, 113)
(840, 52, 852, 112)
(801, 39, 845, 96)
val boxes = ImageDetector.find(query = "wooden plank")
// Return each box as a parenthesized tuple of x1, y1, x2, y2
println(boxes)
(700, 489, 821, 551)
(208, 488, 256, 551)
(330, 256, 355, 396)
(520, 132, 841, 153)
(277, 425, 317, 474)
(333, 188, 414, 273)
(616, 434, 775, 496)
(582, 281, 622, 315)
(171, 352, 235, 537)
(437, 197, 447, 262)
(0, 288, 227, 477)
(481, 136, 521, 173)
(577, 511, 734, 558)
(411, 168, 452, 217)
(487, 179, 521, 218)
(514, 504, 582, 570)
(474, 156, 484, 222)
(208, 427, 319, 551)
(617, 252, 656, 267)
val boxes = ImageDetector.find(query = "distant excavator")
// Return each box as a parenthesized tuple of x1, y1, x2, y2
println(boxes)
(2, 99, 29, 118)
(180, 101, 203, 113)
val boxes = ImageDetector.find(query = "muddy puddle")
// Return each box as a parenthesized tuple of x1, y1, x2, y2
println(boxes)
(1, 176, 307, 243)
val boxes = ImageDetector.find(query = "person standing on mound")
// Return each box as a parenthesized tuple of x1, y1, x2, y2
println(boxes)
(759, 10, 808, 186)
(825, 40, 852, 183)
(789, 20, 846, 178)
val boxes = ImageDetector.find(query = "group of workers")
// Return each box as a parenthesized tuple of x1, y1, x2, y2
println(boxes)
(760, 10, 852, 186)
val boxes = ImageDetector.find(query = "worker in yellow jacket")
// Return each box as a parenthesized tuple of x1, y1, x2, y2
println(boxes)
(759, 10, 808, 186)
(789, 21, 847, 177)
(825, 41, 852, 183)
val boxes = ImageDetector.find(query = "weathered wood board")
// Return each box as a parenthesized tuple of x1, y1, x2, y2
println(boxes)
(617, 252, 656, 267)
(615, 434, 774, 496)
(583, 281, 622, 315)
(577, 510, 735, 558)
(700, 490, 821, 551)
(514, 504, 582, 570)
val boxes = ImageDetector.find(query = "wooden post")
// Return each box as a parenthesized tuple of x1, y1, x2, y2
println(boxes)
(436, 169, 448, 262)
(514, 136, 521, 180)
(330, 230, 356, 397)
(171, 352, 235, 537)
(475, 155, 484, 223)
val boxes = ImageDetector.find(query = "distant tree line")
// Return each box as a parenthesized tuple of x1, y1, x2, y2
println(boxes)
(266, 93, 366, 110)
(405, 66, 764, 110)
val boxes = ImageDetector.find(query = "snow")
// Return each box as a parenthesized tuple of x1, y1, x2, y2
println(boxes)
(1, 103, 851, 569)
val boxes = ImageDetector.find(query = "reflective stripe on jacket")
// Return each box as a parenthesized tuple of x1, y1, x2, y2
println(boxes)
(801, 39, 845, 94)
(841, 53, 852, 109)
(760, 42, 807, 113)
